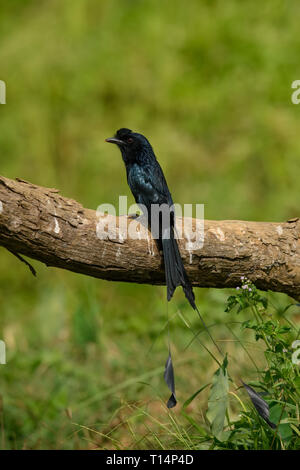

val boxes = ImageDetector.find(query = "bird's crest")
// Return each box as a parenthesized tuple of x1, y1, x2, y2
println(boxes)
(116, 128, 132, 139)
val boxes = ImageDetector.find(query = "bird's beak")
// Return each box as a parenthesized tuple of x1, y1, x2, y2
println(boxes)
(105, 137, 124, 145)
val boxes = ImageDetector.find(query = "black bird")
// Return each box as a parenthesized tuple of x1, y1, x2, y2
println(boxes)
(106, 128, 221, 354)
(105, 128, 195, 308)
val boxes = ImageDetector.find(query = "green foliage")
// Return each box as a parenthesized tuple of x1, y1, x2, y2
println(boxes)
(224, 278, 299, 449)
(178, 280, 300, 450)
(206, 356, 229, 441)
(225, 279, 268, 314)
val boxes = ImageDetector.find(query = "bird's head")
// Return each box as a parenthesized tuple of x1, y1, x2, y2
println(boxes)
(105, 128, 153, 162)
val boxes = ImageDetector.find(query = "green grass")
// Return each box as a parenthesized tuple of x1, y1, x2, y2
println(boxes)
(0, 0, 299, 449)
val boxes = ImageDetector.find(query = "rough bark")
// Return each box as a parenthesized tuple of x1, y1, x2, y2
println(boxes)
(0, 175, 299, 300)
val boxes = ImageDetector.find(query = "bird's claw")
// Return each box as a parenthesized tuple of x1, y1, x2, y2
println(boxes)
(128, 212, 140, 220)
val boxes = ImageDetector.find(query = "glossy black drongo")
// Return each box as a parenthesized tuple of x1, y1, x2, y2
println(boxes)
(105, 128, 196, 309)
(106, 128, 222, 355)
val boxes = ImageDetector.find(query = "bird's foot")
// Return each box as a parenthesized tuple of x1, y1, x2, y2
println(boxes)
(127, 212, 140, 220)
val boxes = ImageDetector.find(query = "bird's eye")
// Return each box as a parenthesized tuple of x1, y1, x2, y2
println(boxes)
(127, 137, 133, 143)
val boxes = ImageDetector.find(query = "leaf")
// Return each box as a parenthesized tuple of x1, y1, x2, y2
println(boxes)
(181, 383, 210, 436)
(294, 376, 300, 395)
(269, 404, 293, 442)
(182, 383, 210, 410)
(163, 351, 177, 408)
(206, 355, 229, 440)
(242, 382, 276, 429)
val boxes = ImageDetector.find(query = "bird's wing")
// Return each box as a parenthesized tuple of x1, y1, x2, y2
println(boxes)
(128, 162, 173, 210)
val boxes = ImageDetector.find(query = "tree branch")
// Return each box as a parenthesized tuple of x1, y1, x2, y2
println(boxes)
(0, 175, 299, 300)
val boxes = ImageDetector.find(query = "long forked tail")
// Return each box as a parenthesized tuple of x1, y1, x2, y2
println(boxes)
(161, 227, 195, 307)
(161, 228, 223, 356)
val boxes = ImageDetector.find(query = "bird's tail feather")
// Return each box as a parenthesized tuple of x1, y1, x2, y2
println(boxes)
(161, 227, 195, 306)
(161, 230, 195, 307)
(162, 228, 223, 356)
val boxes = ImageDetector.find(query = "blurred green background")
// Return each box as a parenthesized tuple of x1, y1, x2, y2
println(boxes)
(0, 0, 299, 449)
